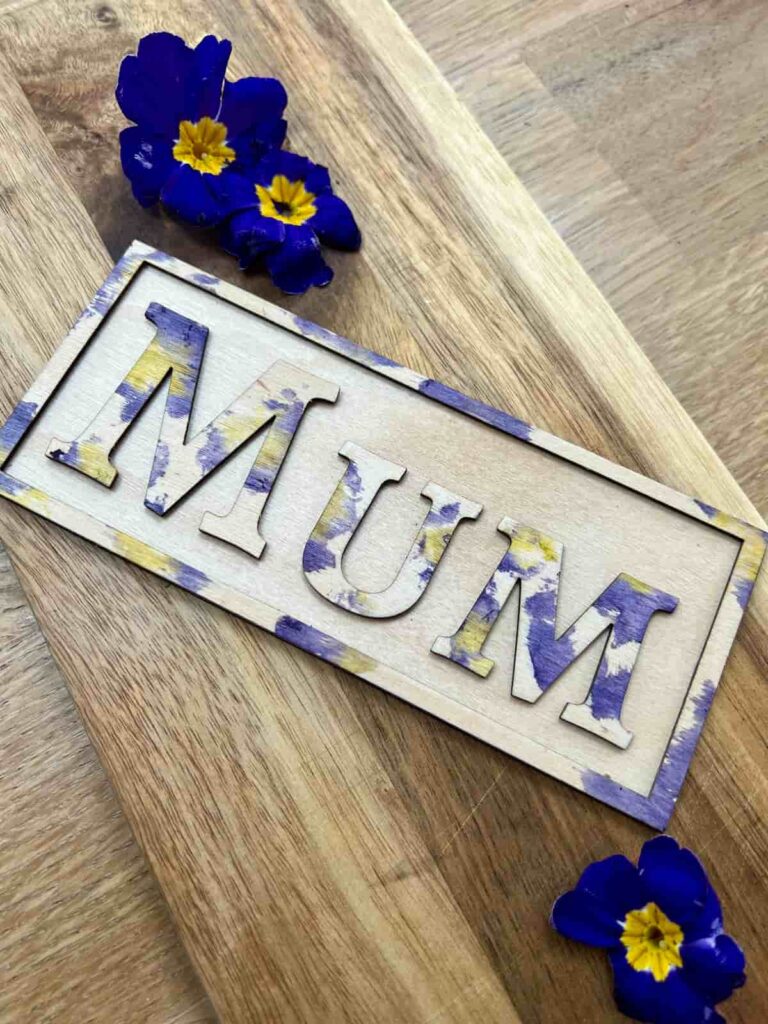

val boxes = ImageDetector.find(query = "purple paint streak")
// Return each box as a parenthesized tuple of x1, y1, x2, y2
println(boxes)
(166, 392, 194, 420)
(694, 499, 718, 520)
(594, 577, 678, 646)
(582, 680, 717, 829)
(196, 427, 227, 474)
(303, 538, 336, 572)
(0, 400, 37, 455)
(174, 561, 209, 593)
(275, 615, 346, 663)
(117, 380, 150, 422)
(589, 665, 632, 722)
(323, 460, 364, 540)
(144, 497, 167, 515)
(733, 576, 754, 611)
(148, 441, 170, 491)
(48, 441, 81, 469)
(528, 578, 677, 691)
(0, 473, 30, 496)
(147, 302, 208, 357)
(90, 260, 128, 316)
(418, 379, 533, 441)
(524, 586, 574, 689)
(244, 466, 273, 493)
(191, 271, 220, 287)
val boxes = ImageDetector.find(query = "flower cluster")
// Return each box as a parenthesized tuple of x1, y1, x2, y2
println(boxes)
(551, 836, 745, 1023)
(117, 33, 360, 293)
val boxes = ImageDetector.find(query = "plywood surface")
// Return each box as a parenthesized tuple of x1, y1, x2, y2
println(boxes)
(0, 2, 766, 1023)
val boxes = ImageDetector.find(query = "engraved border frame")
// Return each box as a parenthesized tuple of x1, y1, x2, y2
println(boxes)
(0, 241, 764, 828)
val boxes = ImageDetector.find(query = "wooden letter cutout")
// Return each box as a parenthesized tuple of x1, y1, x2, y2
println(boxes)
(432, 519, 678, 748)
(303, 441, 482, 618)
(46, 302, 339, 558)
(0, 243, 764, 828)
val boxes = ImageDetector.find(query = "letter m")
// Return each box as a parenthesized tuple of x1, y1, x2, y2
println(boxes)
(46, 303, 338, 557)
(432, 518, 678, 748)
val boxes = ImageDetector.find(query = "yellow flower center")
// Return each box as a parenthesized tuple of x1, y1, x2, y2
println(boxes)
(621, 902, 684, 982)
(256, 174, 317, 225)
(173, 117, 235, 175)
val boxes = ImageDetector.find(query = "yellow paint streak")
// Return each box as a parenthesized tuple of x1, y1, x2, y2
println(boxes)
(339, 647, 377, 674)
(455, 610, 490, 657)
(218, 411, 265, 452)
(421, 524, 450, 566)
(16, 485, 50, 514)
(624, 575, 656, 596)
(114, 532, 173, 575)
(738, 539, 763, 582)
(125, 344, 173, 395)
(317, 484, 351, 540)
(510, 527, 558, 569)
(75, 440, 114, 486)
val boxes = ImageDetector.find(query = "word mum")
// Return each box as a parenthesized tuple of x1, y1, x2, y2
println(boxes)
(48, 303, 679, 750)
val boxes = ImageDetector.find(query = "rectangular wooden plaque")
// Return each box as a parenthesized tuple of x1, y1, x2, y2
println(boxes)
(1, 241, 763, 828)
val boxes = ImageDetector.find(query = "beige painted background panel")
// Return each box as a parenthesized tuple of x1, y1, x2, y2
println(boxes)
(0, 1, 766, 1022)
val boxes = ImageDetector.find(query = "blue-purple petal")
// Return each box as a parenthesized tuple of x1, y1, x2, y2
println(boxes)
(308, 192, 361, 251)
(116, 32, 192, 135)
(684, 881, 724, 942)
(160, 164, 230, 227)
(252, 149, 315, 187)
(265, 224, 333, 294)
(304, 163, 332, 195)
(575, 854, 648, 919)
(610, 949, 725, 1024)
(231, 118, 288, 170)
(119, 126, 174, 207)
(681, 935, 746, 1005)
(638, 836, 710, 929)
(189, 35, 232, 119)
(551, 888, 624, 948)
(220, 209, 285, 267)
(219, 77, 288, 136)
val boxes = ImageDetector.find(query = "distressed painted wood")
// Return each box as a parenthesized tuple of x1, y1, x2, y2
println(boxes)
(1, 2, 768, 1023)
(2, 242, 763, 829)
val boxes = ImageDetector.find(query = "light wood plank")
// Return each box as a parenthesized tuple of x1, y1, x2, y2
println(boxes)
(1, 1, 767, 1022)
(395, 0, 768, 510)
(0, 58, 213, 1024)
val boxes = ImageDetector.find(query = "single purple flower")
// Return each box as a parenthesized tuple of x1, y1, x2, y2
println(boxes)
(219, 149, 361, 294)
(551, 836, 745, 1023)
(116, 32, 287, 225)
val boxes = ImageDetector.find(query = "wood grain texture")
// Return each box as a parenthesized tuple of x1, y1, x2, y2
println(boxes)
(0, 2, 766, 1023)
(0, 543, 213, 1024)
(395, 0, 768, 511)
(0, 62, 213, 1024)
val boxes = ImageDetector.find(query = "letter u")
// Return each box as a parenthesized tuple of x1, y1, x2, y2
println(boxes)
(303, 442, 481, 618)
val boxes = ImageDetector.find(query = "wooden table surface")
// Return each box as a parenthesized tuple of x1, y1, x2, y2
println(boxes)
(0, 2, 765, 1022)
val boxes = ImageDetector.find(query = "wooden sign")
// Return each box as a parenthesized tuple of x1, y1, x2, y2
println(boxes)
(1, 242, 763, 828)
